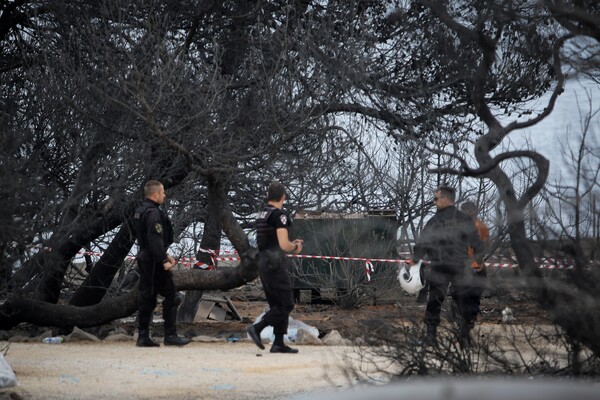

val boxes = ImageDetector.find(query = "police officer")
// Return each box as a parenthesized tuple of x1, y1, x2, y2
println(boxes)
(133, 180, 190, 347)
(412, 185, 484, 348)
(247, 182, 303, 354)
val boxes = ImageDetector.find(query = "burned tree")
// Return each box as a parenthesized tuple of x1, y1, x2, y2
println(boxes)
(0, 1, 406, 328)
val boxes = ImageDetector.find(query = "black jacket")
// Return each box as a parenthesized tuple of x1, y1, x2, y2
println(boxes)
(255, 205, 290, 251)
(133, 199, 174, 264)
(413, 205, 483, 265)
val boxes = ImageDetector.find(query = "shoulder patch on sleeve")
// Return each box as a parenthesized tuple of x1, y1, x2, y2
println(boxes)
(154, 223, 163, 234)
(279, 214, 287, 225)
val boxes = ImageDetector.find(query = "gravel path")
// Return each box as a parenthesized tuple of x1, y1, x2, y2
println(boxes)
(2, 341, 356, 400)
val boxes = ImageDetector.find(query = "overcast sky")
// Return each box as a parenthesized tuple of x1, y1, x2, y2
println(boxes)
(502, 77, 599, 184)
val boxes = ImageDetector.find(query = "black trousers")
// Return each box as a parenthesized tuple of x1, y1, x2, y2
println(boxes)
(137, 258, 178, 333)
(469, 268, 488, 318)
(258, 251, 294, 335)
(425, 262, 477, 330)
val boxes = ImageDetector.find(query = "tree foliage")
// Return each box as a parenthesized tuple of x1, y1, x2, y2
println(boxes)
(1, 0, 600, 361)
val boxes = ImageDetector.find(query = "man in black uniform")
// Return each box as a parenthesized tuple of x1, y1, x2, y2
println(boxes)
(133, 180, 190, 347)
(247, 182, 303, 354)
(412, 185, 484, 348)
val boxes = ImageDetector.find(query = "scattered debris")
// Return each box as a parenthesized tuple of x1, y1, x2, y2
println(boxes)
(253, 312, 320, 344)
(0, 354, 17, 388)
(322, 330, 352, 346)
(501, 307, 516, 323)
(296, 330, 323, 345)
(194, 295, 242, 322)
(66, 327, 100, 342)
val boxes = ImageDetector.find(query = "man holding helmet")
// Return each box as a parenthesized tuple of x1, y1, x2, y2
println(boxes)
(398, 260, 426, 294)
(411, 185, 484, 348)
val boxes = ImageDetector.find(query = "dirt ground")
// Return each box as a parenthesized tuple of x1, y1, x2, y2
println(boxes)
(0, 291, 549, 400)
(2, 342, 358, 400)
(186, 289, 546, 340)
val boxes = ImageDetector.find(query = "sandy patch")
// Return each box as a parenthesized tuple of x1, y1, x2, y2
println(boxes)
(2, 341, 355, 400)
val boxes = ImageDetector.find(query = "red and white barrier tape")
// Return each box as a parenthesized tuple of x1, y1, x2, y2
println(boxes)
(365, 260, 374, 282)
(30, 246, 580, 280)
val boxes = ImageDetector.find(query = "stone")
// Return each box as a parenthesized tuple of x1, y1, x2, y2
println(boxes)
(295, 329, 323, 345)
(103, 334, 132, 342)
(322, 330, 352, 346)
(65, 327, 100, 342)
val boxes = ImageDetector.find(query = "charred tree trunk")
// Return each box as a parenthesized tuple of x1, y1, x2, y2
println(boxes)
(68, 223, 136, 307)
(172, 255, 258, 291)
(0, 174, 260, 329)
(0, 257, 259, 329)
(11, 154, 190, 304)
(29, 209, 134, 303)
(0, 285, 139, 330)
(9, 209, 126, 299)
(218, 181, 258, 282)
(178, 176, 223, 322)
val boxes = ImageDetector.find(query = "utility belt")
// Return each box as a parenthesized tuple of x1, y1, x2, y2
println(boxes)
(258, 247, 286, 271)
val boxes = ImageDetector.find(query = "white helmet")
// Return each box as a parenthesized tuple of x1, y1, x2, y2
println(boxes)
(398, 260, 425, 294)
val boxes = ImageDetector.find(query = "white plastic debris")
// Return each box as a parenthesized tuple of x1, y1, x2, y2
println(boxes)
(0, 354, 17, 388)
(502, 306, 515, 323)
(251, 310, 319, 343)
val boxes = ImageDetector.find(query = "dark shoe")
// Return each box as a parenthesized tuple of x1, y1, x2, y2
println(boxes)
(164, 334, 191, 346)
(246, 325, 265, 350)
(270, 344, 299, 354)
(136, 331, 160, 347)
